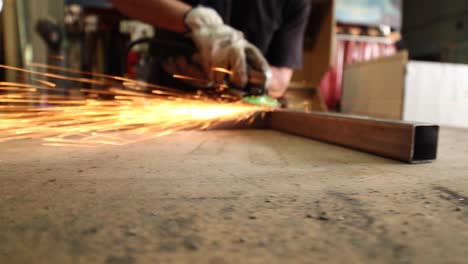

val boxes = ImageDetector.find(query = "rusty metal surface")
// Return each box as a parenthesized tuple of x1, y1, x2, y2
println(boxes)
(267, 111, 439, 163)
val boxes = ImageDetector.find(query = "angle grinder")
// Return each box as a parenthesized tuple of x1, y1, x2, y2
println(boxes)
(127, 37, 280, 107)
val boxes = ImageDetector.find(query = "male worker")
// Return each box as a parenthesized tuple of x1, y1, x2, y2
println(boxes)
(111, 0, 311, 99)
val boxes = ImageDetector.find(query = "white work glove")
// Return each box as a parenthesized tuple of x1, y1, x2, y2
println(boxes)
(184, 6, 270, 88)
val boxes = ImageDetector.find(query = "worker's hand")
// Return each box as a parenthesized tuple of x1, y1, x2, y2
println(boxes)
(184, 6, 270, 88)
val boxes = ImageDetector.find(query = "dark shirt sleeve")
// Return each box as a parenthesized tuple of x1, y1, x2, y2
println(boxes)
(266, 0, 311, 69)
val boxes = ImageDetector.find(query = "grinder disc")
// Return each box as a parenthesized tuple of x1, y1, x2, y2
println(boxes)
(242, 95, 280, 107)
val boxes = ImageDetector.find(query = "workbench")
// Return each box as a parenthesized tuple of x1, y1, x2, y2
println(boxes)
(1, 128, 467, 263)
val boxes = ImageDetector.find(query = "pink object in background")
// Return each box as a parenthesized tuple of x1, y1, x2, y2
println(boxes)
(319, 40, 397, 110)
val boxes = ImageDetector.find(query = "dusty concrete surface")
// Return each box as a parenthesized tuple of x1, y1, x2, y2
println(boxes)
(1, 128, 468, 264)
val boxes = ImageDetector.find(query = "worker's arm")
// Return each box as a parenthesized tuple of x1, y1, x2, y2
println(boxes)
(110, 0, 191, 33)
(269, 67, 293, 99)
(266, 0, 311, 98)
(111, 2, 269, 89)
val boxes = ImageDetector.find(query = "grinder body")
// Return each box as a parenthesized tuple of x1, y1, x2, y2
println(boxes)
(131, 37, 271, 98)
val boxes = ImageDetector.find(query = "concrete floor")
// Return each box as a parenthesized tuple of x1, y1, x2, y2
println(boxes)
(1, 128, 468, 264)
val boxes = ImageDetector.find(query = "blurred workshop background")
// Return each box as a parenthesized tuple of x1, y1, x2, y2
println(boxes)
(1, 2, 468, 264)
(0, 0, 467, 127)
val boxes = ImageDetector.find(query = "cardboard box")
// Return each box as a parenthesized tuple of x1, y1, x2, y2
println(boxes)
(342, 51, 468, 128)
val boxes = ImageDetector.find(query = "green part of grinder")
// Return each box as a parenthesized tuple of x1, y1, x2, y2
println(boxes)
(242, 95, 280, 107)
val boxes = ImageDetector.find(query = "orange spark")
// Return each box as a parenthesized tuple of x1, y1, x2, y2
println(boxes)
(0, 63, 268, 147)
